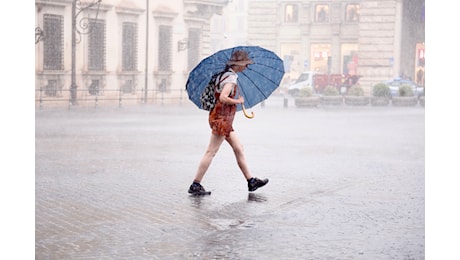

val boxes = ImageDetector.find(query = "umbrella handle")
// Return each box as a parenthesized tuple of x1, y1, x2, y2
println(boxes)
(242, 103, 254, 119)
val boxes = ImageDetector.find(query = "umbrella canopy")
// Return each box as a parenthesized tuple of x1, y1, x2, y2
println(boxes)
(186, 46, 285, 111)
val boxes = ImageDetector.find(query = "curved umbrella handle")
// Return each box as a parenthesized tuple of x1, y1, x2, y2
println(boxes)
(242, 103, 255, 119)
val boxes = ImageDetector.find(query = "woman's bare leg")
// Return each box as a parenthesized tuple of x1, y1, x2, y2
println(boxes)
(226, 131, 253, 180)
(192, 133, 226, 183)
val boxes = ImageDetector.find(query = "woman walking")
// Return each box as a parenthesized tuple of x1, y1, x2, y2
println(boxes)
(188, 50, 269, 195)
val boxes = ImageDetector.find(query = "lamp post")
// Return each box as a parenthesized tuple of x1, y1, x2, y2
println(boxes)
(70, 0, 77, 105)
(70, 0, 101, 105)
(144, 0, 149, 103)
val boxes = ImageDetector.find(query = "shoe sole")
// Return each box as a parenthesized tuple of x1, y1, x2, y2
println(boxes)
(189, 191, 211, 196)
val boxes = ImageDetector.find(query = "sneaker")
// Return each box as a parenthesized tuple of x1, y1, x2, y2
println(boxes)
(248, 177, 269, 192)
(188, 182, 211, 196)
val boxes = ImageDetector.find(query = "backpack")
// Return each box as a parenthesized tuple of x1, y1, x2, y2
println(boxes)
(200, 71, 230, 111)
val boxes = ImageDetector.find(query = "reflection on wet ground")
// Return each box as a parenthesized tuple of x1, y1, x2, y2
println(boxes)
(247, 193, 267, 202)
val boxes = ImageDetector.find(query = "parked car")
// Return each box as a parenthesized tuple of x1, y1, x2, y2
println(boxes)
(286, 71, 316, 96)
(287, 71, 357, 96)
(385, 78, 424, 97)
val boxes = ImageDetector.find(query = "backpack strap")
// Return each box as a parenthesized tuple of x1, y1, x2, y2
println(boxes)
(217, 75, 230, 86)
(216, 71, 231, 85)
(213, 73, 231, 104)
(214, 72, 231, 92)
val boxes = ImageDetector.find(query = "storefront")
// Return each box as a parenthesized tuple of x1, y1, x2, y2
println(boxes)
(310, 44, 330, 74)
(415, 42, 425, 86)
(341, 44, 359, 76)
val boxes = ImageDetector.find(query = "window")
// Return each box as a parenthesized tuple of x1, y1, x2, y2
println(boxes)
(188, 28, 200, 71)
(345, 4, 360, 22)
(158, 25, 172, 71)
(88, 19, 106, 71)
(311, 44, 331, 73)
(284, 4, 298, 23)
(88, 80, 100, 95)
(122, 22, 138, 71)
(158, 79, 167, 92)
(43, 14, 63, 70)
(122, 79, 133, 93)
(315, 4, 329, 23)
(341, 44, 359, 76)
(45, 80, 58, 96)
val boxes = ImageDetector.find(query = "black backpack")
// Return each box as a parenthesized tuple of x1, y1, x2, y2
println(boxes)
(200, 71, 230, 111)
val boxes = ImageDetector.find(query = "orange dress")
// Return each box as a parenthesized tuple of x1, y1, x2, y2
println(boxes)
(208, 73, 238, 137)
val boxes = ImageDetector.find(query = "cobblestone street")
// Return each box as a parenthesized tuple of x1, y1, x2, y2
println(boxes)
(35, 99, 425, 259)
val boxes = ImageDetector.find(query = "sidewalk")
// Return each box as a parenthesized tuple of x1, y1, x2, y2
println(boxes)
(36, 102, 425, 259)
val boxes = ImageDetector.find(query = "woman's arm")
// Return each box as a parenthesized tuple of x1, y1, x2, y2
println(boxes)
(219, 83, 244, 105)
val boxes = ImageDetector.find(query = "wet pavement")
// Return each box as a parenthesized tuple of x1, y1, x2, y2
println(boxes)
(36, 96, 425, 259)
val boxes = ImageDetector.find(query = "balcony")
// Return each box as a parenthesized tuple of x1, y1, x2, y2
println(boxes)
(184, 0, 229, 19)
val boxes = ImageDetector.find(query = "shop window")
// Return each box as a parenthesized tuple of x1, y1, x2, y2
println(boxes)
(122, 22, 138, 71)
(88, 19, 106, 71)
(43, 14, 63, 70)
(416, 68, 424, 86)
(315, 5, 329, 23)
(311, 44, 331, 73)
(345, 4, 360, 22)
(417, 48, 425, 67)
(343, 52, 358, 76)
(284, 4, 298, 23)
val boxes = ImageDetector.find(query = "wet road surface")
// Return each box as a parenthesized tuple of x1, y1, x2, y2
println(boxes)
(36, 98, 424, 259)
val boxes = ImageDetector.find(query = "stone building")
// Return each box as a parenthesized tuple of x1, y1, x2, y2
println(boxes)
(35, 0, 228, 107)
(35, 0, 424, 107)
(246, 0, 425, 90)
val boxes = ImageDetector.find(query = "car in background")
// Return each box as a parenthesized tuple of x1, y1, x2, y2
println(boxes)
(286, 71, 361, 96)
(286, 71, 316, 96)
(385, 78, 424, 97)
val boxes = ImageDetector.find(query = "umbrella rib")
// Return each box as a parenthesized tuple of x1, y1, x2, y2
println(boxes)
(240, 71, 267, 98)
(238, 71, 268, 108)
(245, 66, 282, 91)
(238, 59, 284, 107)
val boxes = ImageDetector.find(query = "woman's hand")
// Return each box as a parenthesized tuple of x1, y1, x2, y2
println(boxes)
(236, 96, 244, 104)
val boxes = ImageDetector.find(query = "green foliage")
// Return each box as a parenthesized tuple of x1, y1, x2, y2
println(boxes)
(323, 85, 339, 96)
(372, 83, 391, 97)
(399, 84, 414, 96)
(347, 85, 364, 96)
(298, 87, 313, 97)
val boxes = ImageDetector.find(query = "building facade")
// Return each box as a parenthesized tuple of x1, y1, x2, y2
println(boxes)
(246, 0, 425, 90)
(35, 0, 229, 107)
(35, 0, 424, 107)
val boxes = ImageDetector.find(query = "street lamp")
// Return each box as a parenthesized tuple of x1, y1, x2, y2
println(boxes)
(70, 0, 101, 105)
(35, 27, 44, 44)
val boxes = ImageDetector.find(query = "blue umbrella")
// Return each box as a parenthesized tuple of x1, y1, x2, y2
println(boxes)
(186, 46, 285, 115)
